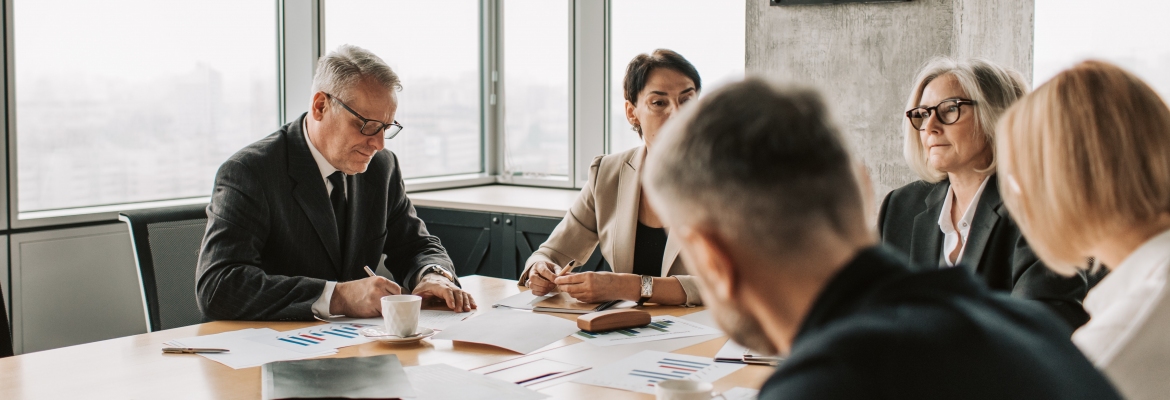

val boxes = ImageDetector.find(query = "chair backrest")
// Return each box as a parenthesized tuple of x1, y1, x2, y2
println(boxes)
(1, 285, 12, 357)
(119, 204, 209, 332)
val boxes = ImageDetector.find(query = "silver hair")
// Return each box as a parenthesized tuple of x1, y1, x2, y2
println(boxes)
(311, 44, 402, 103)
(902, 57, 1029, 183)
(645, 78, 865, 255)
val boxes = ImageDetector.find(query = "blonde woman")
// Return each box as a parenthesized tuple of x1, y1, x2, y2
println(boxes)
(877, 58, 1090, 328)
(997, 60, 1170, 400)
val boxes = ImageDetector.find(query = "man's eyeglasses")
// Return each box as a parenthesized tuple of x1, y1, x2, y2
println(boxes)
(325, 93, 404, 140)
(905, 99, 975, 131)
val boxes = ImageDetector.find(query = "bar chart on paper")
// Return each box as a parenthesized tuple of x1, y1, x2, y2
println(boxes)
(574, 315, 720, 346)
(246, 323, 376, 354)
(573, 350, 745, 394)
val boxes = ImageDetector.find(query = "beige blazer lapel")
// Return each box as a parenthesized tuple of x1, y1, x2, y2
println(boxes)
(662, 234, 682, 276)
(611, 148, 646, 274)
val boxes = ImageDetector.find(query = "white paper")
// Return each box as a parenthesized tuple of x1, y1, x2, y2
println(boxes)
(405, 364, 549, 400)
(492, 291, 552, 310)
(245, 322, 377, 354)
(166, 328, 335, 370)
(325, 310, 472, 330)
(432, 309, 579, 354)
(715, 339, 749, 362)
(572, 350, 745, 394)
(721, 387, 760, 400)
(575, 315, 721, 346)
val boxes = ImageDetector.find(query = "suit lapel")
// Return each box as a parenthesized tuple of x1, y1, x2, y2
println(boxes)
(909, 182, 948, 270)
(612, 148, 645, 274)
(287, 115, 343, 271)
(958, 175, 1001, 273)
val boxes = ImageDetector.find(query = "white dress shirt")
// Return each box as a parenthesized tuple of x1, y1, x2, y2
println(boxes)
(1073, 228, 1170, 400)
(304, 119, 344, 318)
(937, 176, 991, 267)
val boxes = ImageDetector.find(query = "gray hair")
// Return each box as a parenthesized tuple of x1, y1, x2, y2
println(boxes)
(645, 78, 865, 254)
(903, 57, 1029, 183)
(311, 44, 402, 102)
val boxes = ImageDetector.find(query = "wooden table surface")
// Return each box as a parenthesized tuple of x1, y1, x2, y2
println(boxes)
(0, 276, 772, 399)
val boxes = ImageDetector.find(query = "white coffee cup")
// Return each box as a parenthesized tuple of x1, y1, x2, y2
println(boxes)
(381, 295, 422, 337)
(656, 380, 720, 400)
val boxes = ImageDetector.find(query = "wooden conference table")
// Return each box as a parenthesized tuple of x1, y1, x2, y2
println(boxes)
(0, 276, 773, 399)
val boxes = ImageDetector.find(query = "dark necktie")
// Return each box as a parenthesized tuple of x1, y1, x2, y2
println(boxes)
(327, 171, 348, 248)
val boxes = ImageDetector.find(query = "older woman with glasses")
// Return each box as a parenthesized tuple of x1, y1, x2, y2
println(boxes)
(997, 60, 1170, 400)
(876, 57, 1091, 328)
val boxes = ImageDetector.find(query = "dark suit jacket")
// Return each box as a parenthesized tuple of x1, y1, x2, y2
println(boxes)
(195, 113, 455, 321)
(759, 247, 1120, 400)
(877, 175, 1089, 328)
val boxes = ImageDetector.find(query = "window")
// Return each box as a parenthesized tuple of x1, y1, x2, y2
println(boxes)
(324, 0, 483, 180)
(14, 0, 277, 213)
(609, 0, 745, 153)
(1035, 0, 1170, 98)
(501, 0, 571, 180)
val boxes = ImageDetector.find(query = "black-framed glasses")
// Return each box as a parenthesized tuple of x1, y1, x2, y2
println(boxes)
(325, 93, 404, 140)
(905, 99, 975, 130)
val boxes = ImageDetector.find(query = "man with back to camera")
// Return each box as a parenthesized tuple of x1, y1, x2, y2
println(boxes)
(641, 78, 1120, 399)
(196, 45, 475, 321)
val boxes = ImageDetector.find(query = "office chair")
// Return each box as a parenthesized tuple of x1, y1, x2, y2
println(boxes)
(1, 286, 12, 357)
(119, 204, 209, 332)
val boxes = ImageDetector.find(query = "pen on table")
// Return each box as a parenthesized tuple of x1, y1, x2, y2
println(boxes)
(162, 347, 230, 354)
(364, 265, 377, 278)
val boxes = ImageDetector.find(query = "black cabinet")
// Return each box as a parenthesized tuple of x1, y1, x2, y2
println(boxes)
(416, 206, 609, 280)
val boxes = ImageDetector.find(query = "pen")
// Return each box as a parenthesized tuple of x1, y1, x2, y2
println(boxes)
(364, 265, 377, 278)
(556, 260, 578, 277)
(162, 347, 230, 354)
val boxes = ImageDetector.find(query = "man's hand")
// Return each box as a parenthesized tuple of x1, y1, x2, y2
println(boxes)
(329, 276, 402, 317)
(554, 271, 640, 303)
(413, 275, 477, 312)
(526, 261, 561, 296)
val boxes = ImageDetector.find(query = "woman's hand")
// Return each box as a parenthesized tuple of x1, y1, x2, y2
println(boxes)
(554, 272, 641, 303)
(526, 261, 561, 296)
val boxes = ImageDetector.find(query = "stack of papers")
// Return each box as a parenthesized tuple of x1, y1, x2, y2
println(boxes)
(432, 309, 580, 354)
(574, 315, 721, 346)
(165, 322, 379, 369)
(572, 350, 745, 394)
(715, 339, 784, 366)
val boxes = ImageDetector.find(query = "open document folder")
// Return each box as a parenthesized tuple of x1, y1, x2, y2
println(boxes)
(494, 291, 637, 314)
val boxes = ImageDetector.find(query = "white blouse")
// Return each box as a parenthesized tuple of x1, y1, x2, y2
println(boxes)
(936, 176, 990, 267)
(1073, 228, 1170, 400)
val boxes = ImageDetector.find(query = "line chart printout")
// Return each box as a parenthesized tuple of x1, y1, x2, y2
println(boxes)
(573, 315, 721, 346)
(246, 323, 377, 354)
(572, 350, 744, 394)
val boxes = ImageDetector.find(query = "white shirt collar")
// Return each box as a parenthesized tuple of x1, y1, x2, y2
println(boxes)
(1074, 227, 1170, 366)
(303, 118, 343, 195)
(937, 175, 991, 267)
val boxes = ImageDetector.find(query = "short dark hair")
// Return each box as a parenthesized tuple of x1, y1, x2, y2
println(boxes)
(623, 49, 702, 105)
(645, 78, 864, 251)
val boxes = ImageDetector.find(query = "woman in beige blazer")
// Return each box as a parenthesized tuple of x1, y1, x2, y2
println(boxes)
(520, 49, 702, 306)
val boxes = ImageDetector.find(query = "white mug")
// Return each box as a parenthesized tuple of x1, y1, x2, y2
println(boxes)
(656, 380, 724, 400)
(381, 294, 422, 337)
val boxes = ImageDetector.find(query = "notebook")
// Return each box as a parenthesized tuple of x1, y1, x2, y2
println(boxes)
(532, 292, 636, 314)
(261, 354, 416, 399)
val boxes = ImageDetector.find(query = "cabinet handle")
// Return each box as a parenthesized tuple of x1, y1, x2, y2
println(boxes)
(505, 219, 512, 225)
(492, 217, 499, 224)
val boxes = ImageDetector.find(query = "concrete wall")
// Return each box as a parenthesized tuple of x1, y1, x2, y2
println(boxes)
(746, 0, 1033, 199)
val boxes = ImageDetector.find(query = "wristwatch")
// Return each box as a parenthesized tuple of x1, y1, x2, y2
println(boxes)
(637, 275, 654, 306)
(419, 264, 456, 284)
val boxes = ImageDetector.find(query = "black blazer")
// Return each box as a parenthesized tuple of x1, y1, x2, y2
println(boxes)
(759, 247, 1120, 400)
(196, 113, 455, 321)
(877, 175, 1089, 328)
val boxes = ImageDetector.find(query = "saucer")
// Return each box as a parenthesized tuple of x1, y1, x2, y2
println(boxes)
(359, 326, 436, 344)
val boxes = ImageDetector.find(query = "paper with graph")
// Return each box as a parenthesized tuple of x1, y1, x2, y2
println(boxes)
(572, 350, 745, 394)
(573, 315, 720, 347)
(246, 323, 377, 354)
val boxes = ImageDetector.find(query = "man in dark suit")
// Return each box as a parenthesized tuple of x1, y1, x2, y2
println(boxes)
(196, 45, 475, 321)
(642, 78, 1120, 399)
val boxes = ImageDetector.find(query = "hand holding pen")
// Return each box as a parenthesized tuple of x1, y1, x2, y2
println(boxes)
(526, 259, 576, 296)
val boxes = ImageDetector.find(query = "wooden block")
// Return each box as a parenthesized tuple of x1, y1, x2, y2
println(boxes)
(577, 309, 652, 332)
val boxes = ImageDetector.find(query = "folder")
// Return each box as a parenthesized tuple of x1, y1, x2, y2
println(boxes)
(532, 292, 636, 314)
(261, 354, 416, 399)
